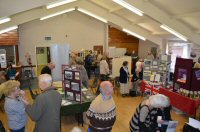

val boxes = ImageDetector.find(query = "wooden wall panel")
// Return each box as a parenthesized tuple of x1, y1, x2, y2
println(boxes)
(108, 26, 139, 54)
(0, 29, 18, 45)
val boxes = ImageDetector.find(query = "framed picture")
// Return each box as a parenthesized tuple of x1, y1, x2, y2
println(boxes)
(64, 70, 73, 80)
(177, 68, 187, 83)
(67, 92, 74, 100)
(75, 94, 81, 102)
(71, 82, 80, 91)
(74, 72, 80, 80)
(195, 70, 200, 80)
(65, 80, 70, 89)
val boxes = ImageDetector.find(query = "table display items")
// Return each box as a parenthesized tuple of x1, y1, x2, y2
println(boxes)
(62, 65, 82, 103)
(173, 58, 200, 98)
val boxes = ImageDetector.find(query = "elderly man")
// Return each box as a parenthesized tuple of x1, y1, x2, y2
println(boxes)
(86, 81, 116, 132)
(41, 62, 55, 75)
(22, 74, 62, 132)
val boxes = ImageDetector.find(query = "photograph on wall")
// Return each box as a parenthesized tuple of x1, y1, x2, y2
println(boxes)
(71, 82, 80, 91)
(75, 72, 80, 80)
(195, 70, 200, 80)
(75, 94, 81, 102)
(177, 68, 187, 83)
(64, 70, 73, 80)
(67, 92, 74, 100)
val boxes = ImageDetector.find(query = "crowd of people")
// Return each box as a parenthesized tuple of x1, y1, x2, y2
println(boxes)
(3, 51, 200, 132)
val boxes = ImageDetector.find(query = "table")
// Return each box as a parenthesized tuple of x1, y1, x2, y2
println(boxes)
(140, 81, 160, 95)
(59, 88, 95, 127)
(159, 88, 200, 117)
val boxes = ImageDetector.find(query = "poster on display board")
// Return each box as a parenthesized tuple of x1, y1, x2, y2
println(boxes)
(195, 70, 200, 80)
(62, 65, 82, 103)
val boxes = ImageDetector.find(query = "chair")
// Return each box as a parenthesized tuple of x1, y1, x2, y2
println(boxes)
(114, 77, 120, 95)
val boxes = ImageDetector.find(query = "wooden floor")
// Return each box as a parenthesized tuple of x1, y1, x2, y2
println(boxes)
(0, 89, 188, 132)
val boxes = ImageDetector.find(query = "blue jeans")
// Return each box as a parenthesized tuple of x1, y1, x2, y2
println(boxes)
(10, 127, 25, 132)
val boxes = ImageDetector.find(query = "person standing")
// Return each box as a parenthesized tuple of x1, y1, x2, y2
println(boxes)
(22, 74, 62, 132)
(6, 63, 19, 80)
(41, 62, 55, 75)
(85, 52, 93, 79)
(0, 80, 27, 132)
(119, 61, 130, 97)
(75, 57, 89, 88)
(100, 56, 110, 81)
(86, 81, 116, 132)
(194, 57, 200, 68)
(135, 59, 144, 80)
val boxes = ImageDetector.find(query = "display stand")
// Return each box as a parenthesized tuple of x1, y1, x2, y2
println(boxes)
(173, 58, 193, 91)
(143, 55, 171, 92)
(62, 65, 82, 103)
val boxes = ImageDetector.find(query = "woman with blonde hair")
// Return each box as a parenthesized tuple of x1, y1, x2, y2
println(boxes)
(0, 80, 27, 132)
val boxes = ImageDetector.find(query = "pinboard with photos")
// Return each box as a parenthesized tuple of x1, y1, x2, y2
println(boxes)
(62, 65, 82, 103)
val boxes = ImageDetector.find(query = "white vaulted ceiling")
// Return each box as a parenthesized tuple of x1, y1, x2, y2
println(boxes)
(0, 0, 200, 45)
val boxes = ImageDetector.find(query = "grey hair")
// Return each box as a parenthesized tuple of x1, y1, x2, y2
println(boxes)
(39, 74, 52, 84)
(149, 94, 170, 108)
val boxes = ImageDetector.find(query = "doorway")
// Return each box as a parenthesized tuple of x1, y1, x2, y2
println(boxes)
(36, 46, 51, 76)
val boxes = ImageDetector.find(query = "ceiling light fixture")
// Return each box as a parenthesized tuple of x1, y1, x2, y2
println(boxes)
(77, 8, 108, 23)
(160, 24, 187, 41)
(123, 28, 146, 40)
(112, 0, 143, 16)
(46, 0, 77, 9)
(0, 26, 18, 34)
(40, 8, 75, 20)
(0, 17, 11, 24)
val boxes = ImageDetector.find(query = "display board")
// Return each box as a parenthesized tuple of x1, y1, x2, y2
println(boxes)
(143, 55, 171, 87)
(50, 44, 70, 81)
(112, 56, 132, 77)
(62, 65, 82, 103)
(173, 58, 193, 91)
(108, 47, 127, 58)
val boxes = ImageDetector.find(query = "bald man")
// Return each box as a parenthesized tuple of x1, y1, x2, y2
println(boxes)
(22, 74, 62, 132)
(86, 81, 116, 132)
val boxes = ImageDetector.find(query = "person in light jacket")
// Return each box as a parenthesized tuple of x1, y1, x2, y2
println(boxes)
(0, 80, 27, 132)
(119, 61, 130, 97)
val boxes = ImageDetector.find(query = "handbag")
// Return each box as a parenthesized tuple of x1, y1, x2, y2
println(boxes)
(0, 120, 5, 132)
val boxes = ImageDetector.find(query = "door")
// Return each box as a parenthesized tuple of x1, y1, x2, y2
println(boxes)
(36, 46, 50, 76)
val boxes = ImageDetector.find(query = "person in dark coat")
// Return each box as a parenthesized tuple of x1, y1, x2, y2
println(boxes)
(41, 62, 55, 75)
(22, 74, 62, 132)
(119, 61, 130, 97)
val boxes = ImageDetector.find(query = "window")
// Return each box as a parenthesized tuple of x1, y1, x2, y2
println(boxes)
(167, 42, 189, 72)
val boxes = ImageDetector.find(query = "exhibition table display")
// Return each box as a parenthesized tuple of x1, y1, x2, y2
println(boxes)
(141, 57, 200, 117)
(160, 88, 200, 117)
(58, 65, 96, 126)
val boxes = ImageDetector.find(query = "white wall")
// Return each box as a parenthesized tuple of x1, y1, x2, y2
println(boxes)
(18, 11, 106, 65)
(138, 40, 160, 59)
